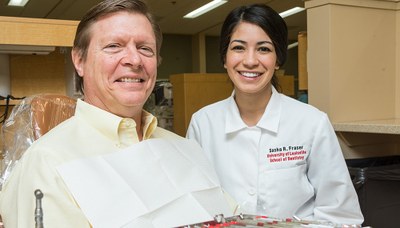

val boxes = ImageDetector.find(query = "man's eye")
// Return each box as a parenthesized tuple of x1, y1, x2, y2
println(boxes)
(139, 46, 155, 57)
(104, 43, 121, 52)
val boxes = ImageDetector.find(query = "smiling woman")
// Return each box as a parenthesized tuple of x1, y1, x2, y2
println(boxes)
(186, 3, 364, 226)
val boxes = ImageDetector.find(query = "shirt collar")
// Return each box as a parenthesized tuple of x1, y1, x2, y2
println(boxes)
(224, 86, 282, 134)
(75, 99, 158, 144)
(142, 110, 157, 139)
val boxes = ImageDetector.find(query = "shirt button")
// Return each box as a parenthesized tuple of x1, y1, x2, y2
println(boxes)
(248, 188, 256, 196)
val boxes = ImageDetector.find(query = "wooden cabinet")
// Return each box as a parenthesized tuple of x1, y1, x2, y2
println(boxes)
(305, 0, 400, 158)
(170, 73, 233, 136)
(0, 16, 78, 47)
(297, 31, 307, 90)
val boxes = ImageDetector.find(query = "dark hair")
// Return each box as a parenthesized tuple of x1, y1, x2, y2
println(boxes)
(73, 0, 162, 94)
(219, 4, 288, 89)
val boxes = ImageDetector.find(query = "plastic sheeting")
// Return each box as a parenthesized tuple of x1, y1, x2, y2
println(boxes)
(0, 94, 76, 189)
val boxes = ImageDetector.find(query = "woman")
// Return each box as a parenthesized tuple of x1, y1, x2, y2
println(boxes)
(186, 4, 363, 225)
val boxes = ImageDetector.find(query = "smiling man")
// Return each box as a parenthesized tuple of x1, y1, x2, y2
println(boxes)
(0, 1, 234, 227)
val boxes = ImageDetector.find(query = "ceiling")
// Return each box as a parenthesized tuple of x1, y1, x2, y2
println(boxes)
(0, 0, 306, 40)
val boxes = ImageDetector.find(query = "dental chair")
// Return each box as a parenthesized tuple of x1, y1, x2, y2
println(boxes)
(0, 94, 76, 227)
(0, 94, 76, 189)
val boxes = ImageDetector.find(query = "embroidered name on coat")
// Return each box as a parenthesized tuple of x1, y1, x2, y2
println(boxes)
(267, 146, 306, 163)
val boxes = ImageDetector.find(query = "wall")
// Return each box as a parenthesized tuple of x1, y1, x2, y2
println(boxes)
(205, 36, 224, 73)
(157, 34, 193, 80)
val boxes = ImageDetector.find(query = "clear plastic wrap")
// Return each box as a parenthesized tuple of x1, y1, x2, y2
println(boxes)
(144, 80, 173, 131)
(0, 94, 76, 189)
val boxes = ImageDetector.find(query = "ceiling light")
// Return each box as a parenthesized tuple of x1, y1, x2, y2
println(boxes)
(8, 0, 29, 6)
(279, 7, 305, 18)
(184, 0, 228, 19)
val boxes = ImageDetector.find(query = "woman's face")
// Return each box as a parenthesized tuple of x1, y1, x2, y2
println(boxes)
(72, 11, 157, 117)
(225, 21, 279, 96)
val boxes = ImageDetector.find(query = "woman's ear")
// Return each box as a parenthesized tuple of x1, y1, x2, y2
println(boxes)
(71, 48, 84, 77)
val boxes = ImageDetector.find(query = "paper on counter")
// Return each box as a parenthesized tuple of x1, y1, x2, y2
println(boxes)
(57, 138, 232, 228)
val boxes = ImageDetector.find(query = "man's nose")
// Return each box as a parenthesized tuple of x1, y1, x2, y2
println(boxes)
(122, 47, 142, 68)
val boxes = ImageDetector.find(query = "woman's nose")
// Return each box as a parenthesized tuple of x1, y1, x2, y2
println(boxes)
(243, 51, 258, 67)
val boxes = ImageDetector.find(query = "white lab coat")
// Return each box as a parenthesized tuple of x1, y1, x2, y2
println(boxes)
(186, 87, 364, 225)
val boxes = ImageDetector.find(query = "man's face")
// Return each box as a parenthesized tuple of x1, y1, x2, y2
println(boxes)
(73, 11, 157, 117)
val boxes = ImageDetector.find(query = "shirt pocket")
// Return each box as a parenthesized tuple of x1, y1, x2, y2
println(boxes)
(258, 164, 314, 218)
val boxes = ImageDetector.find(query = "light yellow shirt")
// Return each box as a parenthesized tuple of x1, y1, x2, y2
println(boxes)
(0, 99, 183, 228)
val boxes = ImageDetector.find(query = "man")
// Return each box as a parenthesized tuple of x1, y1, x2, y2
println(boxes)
(0, 1, 233, 227)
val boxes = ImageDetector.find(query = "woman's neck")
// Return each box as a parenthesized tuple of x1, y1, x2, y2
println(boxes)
(234, 86, 273, 127)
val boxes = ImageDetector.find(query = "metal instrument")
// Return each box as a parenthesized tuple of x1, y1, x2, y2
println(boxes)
(34, 189, 44, 228)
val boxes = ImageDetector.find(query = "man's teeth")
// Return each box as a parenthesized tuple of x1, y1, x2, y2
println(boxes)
(118, 78, 143, 82)
(241, 72, 260, 78)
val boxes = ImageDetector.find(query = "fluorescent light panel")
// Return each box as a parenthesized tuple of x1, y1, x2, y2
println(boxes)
(184, 0, 228, 19)
(8, 0, 29, 6)
(279, 7, 305, 18)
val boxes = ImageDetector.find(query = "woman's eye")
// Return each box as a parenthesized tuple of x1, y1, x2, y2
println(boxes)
(231, 45, 245, 52)
(139, 46, 155, 57)
(258, 46, 272, 53)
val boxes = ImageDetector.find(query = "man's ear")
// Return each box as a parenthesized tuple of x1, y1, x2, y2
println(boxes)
(71, 48, 84, 77)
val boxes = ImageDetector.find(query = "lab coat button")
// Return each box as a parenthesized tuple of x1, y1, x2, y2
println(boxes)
(248, 189, 256, 196)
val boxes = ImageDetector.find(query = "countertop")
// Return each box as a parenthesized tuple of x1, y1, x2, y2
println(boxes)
(333, 118, 400, 134)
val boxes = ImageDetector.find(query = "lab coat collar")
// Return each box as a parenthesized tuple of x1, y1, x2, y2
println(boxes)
(225, 94, 247, 133)
(224, 86, 281, 134)
(256, 86, 281, 133)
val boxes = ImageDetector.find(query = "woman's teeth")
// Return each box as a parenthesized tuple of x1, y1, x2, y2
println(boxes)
(118, 78, 143, 82)
(240, 72, 260, 78)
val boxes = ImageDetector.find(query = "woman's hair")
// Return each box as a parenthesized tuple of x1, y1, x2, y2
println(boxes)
(219, 4, 288, 89)
(73, 0, 162, 94)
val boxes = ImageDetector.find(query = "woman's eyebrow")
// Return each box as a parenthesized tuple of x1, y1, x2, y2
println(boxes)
(230, 39, 246, 45)
(257, 41, 273, 45)
(230, 40, 273, 45)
